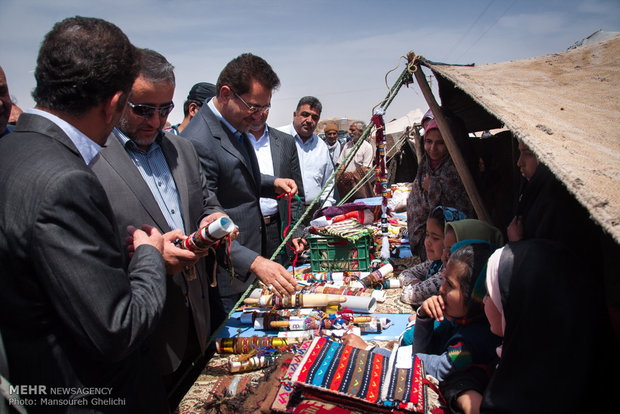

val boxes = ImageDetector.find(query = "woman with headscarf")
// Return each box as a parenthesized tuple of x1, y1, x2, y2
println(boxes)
(478, 239, 614, 413)
(507, 140, 600, 265)
(406, 111, 475, 260)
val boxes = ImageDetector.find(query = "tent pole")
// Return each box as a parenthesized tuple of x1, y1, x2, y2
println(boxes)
(412, 61, 491, 223)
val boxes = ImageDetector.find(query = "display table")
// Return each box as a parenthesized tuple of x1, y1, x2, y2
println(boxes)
(175, 283, 420, 414)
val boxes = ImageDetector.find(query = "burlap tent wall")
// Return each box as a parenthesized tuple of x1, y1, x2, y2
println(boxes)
(421, 33, 620, 244)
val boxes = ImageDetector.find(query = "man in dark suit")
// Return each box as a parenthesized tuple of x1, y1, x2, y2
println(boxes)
(0, 17, 169, 412)
(92, 49, 229, 409)
(181, 53, 298, 316)
(248, 107, 306, 265)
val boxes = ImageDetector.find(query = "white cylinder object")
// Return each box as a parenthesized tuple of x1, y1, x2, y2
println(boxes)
(204, 216, 235, 242)
(249, 288, 263, 299)
(376, 263, 393, 278)
(339, 295, 376, 313)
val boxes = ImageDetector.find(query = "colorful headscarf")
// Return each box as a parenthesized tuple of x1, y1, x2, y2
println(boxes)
(424, 119, 439, 137)
(421, 108, 434, 124)
(431, 205, 467, 223)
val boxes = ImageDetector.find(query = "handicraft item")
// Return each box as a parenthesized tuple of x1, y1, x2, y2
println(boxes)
(178, 216, 235, 252)
(175, 216, 236, 282)
(291, 337, 430, 413)
(371, 111, 391, 259)
(244, 293, 347, 309)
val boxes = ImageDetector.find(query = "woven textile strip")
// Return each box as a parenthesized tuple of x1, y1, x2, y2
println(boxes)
(319, 218, 372, 242)
(292, 338, 427, 413)
(371, 112, 390, 259)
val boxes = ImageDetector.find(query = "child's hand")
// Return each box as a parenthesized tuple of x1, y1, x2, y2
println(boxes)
(419, 295, 446, 321)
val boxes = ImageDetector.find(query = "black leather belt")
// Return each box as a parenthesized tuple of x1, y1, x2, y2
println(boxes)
(263, 213, 279, 225)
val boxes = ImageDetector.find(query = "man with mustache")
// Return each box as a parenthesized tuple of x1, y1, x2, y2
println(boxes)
(279, 96, 336, 223)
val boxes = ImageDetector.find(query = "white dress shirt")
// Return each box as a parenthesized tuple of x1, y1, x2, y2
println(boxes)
(337, 138, 374, 172)
(249, 126, 279, 216)
(277, 124, 335, 207)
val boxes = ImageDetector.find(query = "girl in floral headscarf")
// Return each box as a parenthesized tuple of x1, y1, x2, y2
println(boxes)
(399, 205, 467, 307)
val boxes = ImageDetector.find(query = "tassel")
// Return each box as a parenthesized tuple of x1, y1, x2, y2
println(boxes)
(381, 234, 390, 259)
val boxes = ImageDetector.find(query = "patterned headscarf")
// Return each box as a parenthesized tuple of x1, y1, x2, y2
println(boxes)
(431, 205, 467, 224)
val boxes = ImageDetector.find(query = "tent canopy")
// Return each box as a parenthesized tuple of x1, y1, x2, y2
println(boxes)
(422, 33, 620, 243)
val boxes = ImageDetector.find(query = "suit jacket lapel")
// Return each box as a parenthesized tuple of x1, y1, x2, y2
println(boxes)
(160, 135, 191, 233)
(203, 107, 259, 189)
(100, 134, 170, 231)
(15, 113, 82, 158)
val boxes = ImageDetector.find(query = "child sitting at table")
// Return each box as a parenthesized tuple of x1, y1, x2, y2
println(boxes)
(344, 241, 501, 383)
(399, 218, 503, 346)
(399, 206, 466, 307)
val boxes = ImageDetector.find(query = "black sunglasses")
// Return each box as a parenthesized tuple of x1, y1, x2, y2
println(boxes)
(127, 101, 175, 119)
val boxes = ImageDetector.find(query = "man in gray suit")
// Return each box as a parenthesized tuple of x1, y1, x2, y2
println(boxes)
(181, 53, 298, 316)
(0, 17, 169, 412)
(92, 49, 229, 409)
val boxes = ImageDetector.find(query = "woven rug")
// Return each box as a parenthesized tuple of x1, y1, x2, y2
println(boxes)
(375, 288, 415, 314)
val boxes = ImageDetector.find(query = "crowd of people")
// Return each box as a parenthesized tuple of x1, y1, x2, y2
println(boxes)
(0, 15, 616, 414)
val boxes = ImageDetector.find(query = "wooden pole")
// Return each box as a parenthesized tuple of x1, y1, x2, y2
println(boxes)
(413, 61, 491, 223)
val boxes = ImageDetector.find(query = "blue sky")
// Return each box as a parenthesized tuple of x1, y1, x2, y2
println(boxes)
(1, 0, 619, 127)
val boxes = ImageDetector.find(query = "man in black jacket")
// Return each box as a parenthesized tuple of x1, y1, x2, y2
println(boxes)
(0, 17, 169, 413)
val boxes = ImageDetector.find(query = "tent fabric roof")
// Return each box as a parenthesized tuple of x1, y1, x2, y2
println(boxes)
(423, 34, 620, 243)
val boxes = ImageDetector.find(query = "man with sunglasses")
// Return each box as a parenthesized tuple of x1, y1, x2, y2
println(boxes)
(92, 48, 229, 409)
(181, 53, 299, 319)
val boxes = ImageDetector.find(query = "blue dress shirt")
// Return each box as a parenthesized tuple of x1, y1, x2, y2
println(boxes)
(113, 128, 184, 231)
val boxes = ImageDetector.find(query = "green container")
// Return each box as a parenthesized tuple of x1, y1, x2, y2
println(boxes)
(309, 235, 372, 272)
